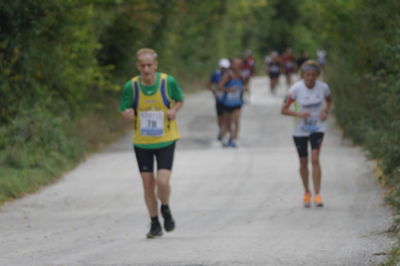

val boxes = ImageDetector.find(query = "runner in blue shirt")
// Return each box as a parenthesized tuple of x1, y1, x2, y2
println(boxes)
(219, 58, 249, 148)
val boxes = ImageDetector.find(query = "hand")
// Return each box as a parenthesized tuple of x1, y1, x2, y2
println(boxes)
(167, 108, 177, 120)
(320, 111, 329, 121)
(122, 108, 135, 120)
(298, 112, 310, 119)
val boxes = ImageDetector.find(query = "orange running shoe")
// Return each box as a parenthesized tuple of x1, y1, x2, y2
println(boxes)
(314, 195, 324, 207)
(303, 192, 311, 208)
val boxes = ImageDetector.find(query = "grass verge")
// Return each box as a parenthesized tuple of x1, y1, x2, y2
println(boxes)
(0, 93, 129, 206)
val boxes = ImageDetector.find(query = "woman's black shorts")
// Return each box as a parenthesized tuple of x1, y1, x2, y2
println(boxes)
(134, 142, 176, 172)
(293, 132, 324, 157)
(223, 105, 242, 113)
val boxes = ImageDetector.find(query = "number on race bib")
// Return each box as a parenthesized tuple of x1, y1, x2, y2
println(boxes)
(301, 118, 319, 132)
(140, 111, 164, 136)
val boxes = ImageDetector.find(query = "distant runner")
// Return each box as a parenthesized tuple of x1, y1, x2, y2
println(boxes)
(265, 51, 281, 95)
(208, 58, 231, 141)
(119, 48, 184, 238)
(282, 48, 296, 87)
(296, 50, 310, 69)
(219, 58, 249, 148)
(241, 50, 256, 82)
(316, 48, 327, 69)
(281, 60, 332, 208)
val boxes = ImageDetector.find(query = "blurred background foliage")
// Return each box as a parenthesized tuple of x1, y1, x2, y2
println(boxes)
(0, 0, 399, 230)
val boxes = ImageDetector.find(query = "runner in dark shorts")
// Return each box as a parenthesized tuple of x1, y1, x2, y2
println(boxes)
(119, 48, 184, 238)
(208, 58, 230, 141)
(281, 60, 333, 208)
(219, 58, 249, 148)
(134, 142, 176, 172)
(265, 51, 281, 95)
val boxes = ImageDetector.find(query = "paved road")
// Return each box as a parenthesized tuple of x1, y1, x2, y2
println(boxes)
(0, 77, 395, 266)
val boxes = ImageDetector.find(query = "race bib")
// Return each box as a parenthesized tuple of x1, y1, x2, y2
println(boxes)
(139, 111, 164, 136)
(285, 61, 295, 69)
(270, 65, 280, 73)
(216, 91, 225, 101)
(227, 91, 240, 100)
(226, 87, 241, 101)
(301, 117, 319, 132)
(241, 69, 250, 78)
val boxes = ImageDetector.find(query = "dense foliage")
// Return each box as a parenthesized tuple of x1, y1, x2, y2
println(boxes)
(305, 0, 400, 205)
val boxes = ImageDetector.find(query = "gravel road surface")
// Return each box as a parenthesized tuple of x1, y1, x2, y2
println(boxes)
(0, 77, 394, 266)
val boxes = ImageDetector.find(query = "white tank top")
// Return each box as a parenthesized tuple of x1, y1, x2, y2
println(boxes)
(287, 80, 331, 137)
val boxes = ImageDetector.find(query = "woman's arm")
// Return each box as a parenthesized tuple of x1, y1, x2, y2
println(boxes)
(218, 72, 230, 92)
(320, 95, 333, 121)
(281, 96, 309, 118)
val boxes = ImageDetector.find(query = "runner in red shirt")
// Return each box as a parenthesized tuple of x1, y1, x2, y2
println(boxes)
(282, 48, 296, 87)
(241, 50, 256, 82)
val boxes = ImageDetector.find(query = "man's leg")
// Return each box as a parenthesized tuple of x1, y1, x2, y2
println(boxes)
(216, 102, 224, 140)
(140, 172, 158, 217)
(134, 146, 162, 238)
(156, 169, 171, 205)
(217, 115, 224, 139)
(155, 143, 176, 232)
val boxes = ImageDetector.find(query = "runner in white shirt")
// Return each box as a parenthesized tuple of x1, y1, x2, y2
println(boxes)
(281, 60, 333, 208)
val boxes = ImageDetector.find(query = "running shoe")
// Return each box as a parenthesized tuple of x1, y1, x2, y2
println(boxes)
(161, 206, 175, 232)
(222, 138, 230, 147)
(303, 192, 311, 208)
(228, 139, 238, 148)
(146, 221, 162, 239)
(314, 195, 324, 207)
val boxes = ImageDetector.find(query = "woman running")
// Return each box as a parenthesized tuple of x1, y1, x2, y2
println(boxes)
(219, 58, 249, 148)
(281, 60, 332, 208)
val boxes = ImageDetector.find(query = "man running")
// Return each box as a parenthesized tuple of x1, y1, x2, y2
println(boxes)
(208, 58, 230, 141)
(119, 48, 184, 238)
(281, 60, 332, 208)
(219, 58, 249, 148)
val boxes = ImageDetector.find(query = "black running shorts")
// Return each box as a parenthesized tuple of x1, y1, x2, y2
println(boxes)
(134, 142, 176, 172)
(268, 72, 280, 79)
(293, 132, 324, 157)
(223, 105, 242, 113)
